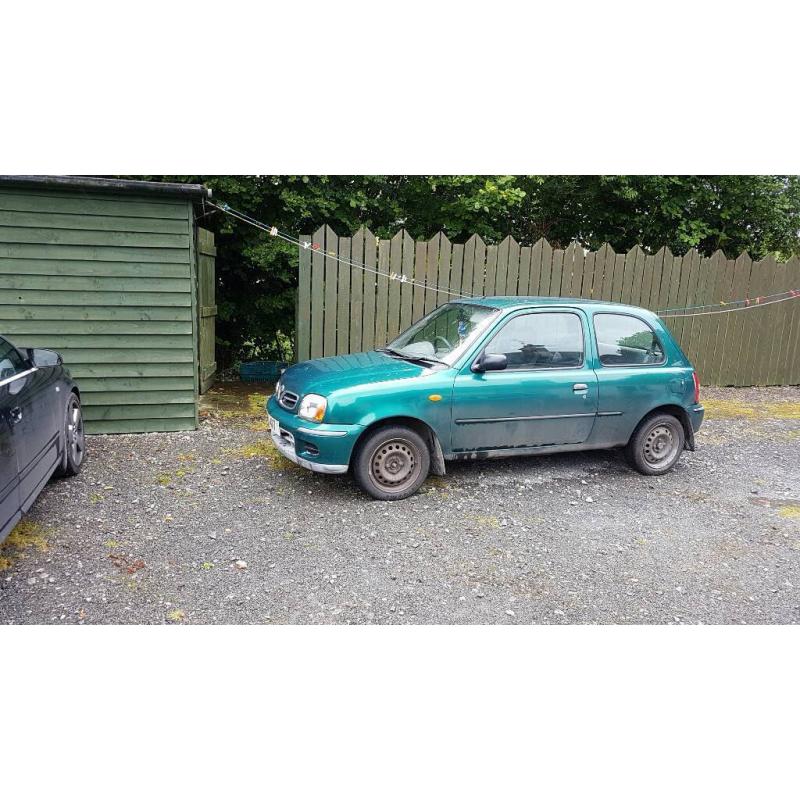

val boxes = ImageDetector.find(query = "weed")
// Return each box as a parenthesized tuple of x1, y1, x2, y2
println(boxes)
(4, 520, 49, 553)
(703, 399, 800, 420)
(468, 514, 500, 529)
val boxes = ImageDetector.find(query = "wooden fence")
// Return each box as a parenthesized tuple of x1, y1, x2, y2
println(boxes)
(296, 225, 800, 386)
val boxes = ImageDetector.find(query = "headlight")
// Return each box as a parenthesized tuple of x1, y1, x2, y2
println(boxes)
(298, 393, 327, 422)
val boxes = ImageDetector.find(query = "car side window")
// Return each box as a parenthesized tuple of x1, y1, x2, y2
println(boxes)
(485, 312, 584, 369)
(594, 313, 665, 366)
(0, 337, 27, 381)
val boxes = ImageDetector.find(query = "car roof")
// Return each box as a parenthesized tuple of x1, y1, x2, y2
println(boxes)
(458, 295, 658, 316)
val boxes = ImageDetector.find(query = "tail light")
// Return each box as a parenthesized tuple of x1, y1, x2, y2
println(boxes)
(692, 372, 700, 403)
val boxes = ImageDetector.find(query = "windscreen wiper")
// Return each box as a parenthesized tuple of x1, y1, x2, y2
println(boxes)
(377, 347, 448, 366)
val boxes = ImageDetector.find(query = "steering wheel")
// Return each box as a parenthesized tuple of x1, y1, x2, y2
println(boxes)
(434, 335, 453, 352)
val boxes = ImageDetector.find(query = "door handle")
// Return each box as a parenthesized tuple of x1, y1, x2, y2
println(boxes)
(9, 406, 22, 424)
(572, 383, 588, 392)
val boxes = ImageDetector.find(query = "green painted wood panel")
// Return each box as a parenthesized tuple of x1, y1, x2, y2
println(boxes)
(0, 186, 199, 433)
(0, 226, 189, 248)
(386, 231, 402, 341)
(82, 402, 196, 421)
(0, 304, 192, 321)
(323, 225, 339, 357)
(82, 390, 196, 406)
(0, 243, 188, 263)
(77, 376, 196, 392)
(2, 319, 192, 335)
(309, 228, 325, 359)
(296, 234, 312, 361)
(196, 227, 217, 393)
(0, 289, 192, 307)
(335, 235, 351, 355)
(399, 231, 414, 332)
(88, 418, 197, 434)
(374, 237, 390, 348)
(10, 334, 193, 349)
(0, 274, 189, 293)
(0, 209, 190, 234)
(348, 228, 364, 354)
(69, 363, 195, 378)
(0, 191, 189, 219)
(361, 229, 377, 352)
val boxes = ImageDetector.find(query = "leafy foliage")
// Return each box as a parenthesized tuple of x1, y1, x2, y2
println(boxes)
(134, 176, 800, 365)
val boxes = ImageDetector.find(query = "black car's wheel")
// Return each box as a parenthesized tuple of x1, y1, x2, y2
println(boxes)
(625, 412, 684, 476)
(54, 393, 86, 477)
(353, 425, 430, 500)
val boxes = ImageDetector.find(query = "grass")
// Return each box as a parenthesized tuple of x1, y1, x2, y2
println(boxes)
(200, 382, 272, 424)
(0, 520, 50, 571)
(4, 520, 49, 553)
(703, 398, 800, 420)
(225, 438, 301, 471)
(467, 514, 500, 529)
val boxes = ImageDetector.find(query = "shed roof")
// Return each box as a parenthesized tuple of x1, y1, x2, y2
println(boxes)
(0, 175, 211, 200)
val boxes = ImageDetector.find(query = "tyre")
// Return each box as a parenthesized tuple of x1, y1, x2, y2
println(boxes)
(353, 425, 430, 500)
(53, 393, 86, 478)
(625, 412, 685, 476)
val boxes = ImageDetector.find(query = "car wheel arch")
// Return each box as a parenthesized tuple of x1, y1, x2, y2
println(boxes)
(630, 404, 695, 451)
(352, 416, 446, 476)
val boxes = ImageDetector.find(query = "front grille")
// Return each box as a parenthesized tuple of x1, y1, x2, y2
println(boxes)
(278, 388, 299, 411)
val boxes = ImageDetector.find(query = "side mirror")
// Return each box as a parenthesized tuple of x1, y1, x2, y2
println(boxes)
(471, 352, 508, 373)
(26, 348, 63, 368)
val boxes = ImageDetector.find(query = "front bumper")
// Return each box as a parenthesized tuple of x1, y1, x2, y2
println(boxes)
(266, 395, 361, 475)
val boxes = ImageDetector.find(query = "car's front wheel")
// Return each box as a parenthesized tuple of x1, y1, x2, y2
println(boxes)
(54, 393, 86, 478)
(625, 412, 684, 475)
(353, 425, 430, 500)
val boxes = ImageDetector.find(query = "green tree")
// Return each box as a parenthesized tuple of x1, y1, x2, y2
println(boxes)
(134, 175, 800, 365)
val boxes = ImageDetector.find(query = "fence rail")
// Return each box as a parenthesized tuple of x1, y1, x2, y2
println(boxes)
(296, 226, 800, 386)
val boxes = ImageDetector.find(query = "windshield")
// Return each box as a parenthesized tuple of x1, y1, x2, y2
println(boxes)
(384, 302, 499, 366)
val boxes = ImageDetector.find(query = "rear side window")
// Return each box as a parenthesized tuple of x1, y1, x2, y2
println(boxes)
(486, 312, 584, 369)
(594, 313, 665, 366)
(0, 336, 26, 381)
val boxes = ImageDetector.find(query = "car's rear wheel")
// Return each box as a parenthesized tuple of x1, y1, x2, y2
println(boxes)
(625, 412, 684, 475)
(54, 393, 85, 477)
(353, 425, 430, 500)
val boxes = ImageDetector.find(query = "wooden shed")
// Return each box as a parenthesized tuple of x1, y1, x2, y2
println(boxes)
(0, 175, 217, 434)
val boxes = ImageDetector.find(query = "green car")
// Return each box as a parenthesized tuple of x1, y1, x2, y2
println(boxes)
(266, 298, 704, 500)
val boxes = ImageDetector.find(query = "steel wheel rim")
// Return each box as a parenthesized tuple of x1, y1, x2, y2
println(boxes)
(369, 437, 421, 494)
(643, 423, 678, 466)
(68, 401, 85, 465)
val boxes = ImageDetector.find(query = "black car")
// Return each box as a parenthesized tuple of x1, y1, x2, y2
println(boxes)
(0, 336, 85, 544)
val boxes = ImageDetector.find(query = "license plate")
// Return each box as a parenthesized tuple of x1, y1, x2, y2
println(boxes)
(268, 415, 280, 437)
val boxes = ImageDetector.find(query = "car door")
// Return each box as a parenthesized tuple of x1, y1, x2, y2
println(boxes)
(0, 338, 60, 510)
(590, 311, 685, 446)
(451, 309, 598, 452)
(0, 382, 21, 543)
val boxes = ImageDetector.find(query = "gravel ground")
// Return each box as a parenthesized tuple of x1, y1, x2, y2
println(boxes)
(1, 384, 799, 624)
